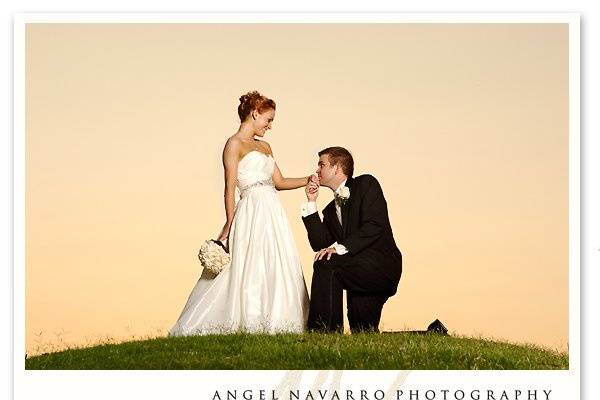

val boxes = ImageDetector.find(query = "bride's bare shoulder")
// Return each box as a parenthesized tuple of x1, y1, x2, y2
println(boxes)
(223, 136, 242, 153)
(225, 135, 242, 146)
(222, 137, 245, 166)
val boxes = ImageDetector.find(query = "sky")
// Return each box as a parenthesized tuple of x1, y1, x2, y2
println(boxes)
(24, 22, 569, 355)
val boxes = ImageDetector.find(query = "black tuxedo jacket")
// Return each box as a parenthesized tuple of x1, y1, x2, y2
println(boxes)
(302, 174, 402, 285)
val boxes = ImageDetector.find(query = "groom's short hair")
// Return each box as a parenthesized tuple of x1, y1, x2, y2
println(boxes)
(318, 147, 354, 178)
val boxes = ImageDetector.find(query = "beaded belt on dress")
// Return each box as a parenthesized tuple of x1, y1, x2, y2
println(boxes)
(239, 178, 274, 196)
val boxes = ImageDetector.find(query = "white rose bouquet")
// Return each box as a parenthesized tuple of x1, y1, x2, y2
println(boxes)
(198, 239, 231, 275)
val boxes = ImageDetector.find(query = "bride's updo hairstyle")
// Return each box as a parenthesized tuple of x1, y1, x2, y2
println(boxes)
(237, 91, 276, 122)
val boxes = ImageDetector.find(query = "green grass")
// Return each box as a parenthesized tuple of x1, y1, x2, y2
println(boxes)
(25, 332, 568, 370)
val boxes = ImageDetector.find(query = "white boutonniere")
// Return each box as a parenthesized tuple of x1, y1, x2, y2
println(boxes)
(335, 186, 350, 207)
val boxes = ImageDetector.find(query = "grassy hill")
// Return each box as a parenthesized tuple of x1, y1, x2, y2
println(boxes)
(25, 332, 568, 370)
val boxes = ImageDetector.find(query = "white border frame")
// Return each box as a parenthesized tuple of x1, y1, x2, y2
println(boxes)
(13, 13, 580, 400)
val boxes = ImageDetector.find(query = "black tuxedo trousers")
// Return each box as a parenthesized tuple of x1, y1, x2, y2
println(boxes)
(302, 174, 402, 333)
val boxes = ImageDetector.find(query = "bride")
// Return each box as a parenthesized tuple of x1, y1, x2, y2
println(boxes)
(169, 91, 312, 335)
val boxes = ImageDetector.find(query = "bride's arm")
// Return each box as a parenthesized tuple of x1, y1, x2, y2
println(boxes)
(264, 142, 311, 191)
(272, 164, 311, 191)
(217, 139, 240, 241)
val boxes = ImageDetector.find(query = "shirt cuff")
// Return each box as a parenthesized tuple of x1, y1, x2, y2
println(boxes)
(332, 242, 348, 255)
(301, 201, 318, 217)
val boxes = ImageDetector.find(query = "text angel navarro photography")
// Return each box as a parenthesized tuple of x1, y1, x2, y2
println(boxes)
(211, 388, 554, 400)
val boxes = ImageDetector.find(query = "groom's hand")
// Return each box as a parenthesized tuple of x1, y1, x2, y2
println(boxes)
(314, 247, 337, 261)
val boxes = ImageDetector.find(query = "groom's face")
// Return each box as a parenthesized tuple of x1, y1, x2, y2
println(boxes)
(316, 154, 339, 189)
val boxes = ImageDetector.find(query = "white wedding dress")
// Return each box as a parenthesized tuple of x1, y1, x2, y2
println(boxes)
(169, 150, 309, 336)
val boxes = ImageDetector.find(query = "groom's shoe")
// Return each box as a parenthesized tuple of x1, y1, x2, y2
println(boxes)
(307, 315, 343, 333)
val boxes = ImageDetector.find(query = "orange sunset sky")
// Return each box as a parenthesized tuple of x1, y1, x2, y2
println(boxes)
(25, 23, 569, 355)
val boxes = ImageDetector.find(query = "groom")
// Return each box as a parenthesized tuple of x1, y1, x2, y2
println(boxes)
(301, 146, 402, 333)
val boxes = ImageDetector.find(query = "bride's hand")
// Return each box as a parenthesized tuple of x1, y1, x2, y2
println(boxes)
(217, 224, 230, 242)
(309, 174, 319, 185)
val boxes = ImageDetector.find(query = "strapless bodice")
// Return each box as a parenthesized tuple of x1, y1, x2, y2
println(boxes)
(237, 151, 275, 193)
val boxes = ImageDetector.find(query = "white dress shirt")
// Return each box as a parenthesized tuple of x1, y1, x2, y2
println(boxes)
(300, 180, 348, 255)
